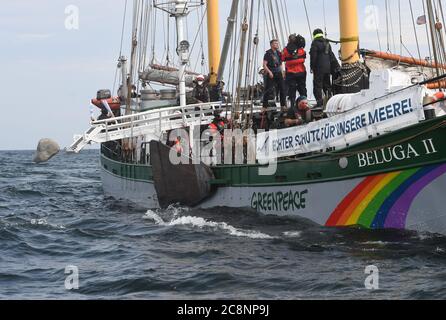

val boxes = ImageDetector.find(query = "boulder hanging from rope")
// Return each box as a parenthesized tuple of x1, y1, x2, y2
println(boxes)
(33, 139, 60, 163)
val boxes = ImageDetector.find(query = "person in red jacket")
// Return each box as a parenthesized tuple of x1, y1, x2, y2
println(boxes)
(282, 34, 307, 107)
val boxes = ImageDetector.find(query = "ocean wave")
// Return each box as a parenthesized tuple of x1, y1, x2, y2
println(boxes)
(283, 231, 302, 238)
(143, 210, 274, 240)
(3, 186, 47, 197)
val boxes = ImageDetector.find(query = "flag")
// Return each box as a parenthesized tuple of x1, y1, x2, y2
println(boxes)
(417, 15, 427, 25)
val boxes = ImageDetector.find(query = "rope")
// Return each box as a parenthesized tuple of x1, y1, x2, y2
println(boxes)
(113, 0, 129, 94)
(398, 0, 403, 57)
(333, 61, 368, 88)
(409, 0, 424, 74)
(189, 6, 208, 72)
(388, 0, 396, 53)
(422, 0, 434, 65)
(323, 0, 327, 37)
(302, 0, 312, 40)
(119, 0, 128, 57)
(150, 0, 157, 64)
(267, 0, 279, 42)
(242, 0, 256, 110)
(261, 0, 272, 41)
(371, 0, 382, 52)
(280, 0, 291, 37)
(385, 0, 390, 52)
(273, 0, 286, 45)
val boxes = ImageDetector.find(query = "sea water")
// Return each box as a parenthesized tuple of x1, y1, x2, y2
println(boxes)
(1, 150, 446, 299)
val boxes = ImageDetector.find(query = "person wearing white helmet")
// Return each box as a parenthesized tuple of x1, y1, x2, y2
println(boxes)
(192, 74, 210, 103)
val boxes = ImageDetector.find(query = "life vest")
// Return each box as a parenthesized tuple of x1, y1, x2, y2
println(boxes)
(174, 138, 183, 155)
(264, 49, 282, 73)
(282, 47, 306, 74)
(91, 97, 121, 110)
(208, 121, 225, 133)
(208, 121, 225, 142)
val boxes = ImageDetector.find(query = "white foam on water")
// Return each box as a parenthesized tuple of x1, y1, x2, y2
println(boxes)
(142, 210, 165, 225)
(169, 216, 275, 239)
(166, 204, 189, 217)
(283, 231, 302, 238)
(415, 232, 436, 241)
(31, 219, 46, 225)
(143, 211, 274, 240)
(30, 218, 65, 229)
(362, 241, 391, 245)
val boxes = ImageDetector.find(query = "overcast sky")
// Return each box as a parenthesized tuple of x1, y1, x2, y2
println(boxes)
(0, 0, 430, 150)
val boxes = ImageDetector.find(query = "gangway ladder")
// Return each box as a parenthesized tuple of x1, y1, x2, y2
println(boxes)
(64, 101, 239, 154)
(66, 126, 105, 153)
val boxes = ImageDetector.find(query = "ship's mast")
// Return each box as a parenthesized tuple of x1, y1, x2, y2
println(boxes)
(217, 0, 239, 83)
(174, 0, 190, 107)
(207, 0, 221, 86)
(338, 0, 360, 64)
(335, 0, 369, 94)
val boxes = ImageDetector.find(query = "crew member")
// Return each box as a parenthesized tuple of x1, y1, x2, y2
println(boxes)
(191, 75, 210, 103)
(282, 34, 307, 106)
(310, 29, 336, 109)
(284, 96, 312, 127)
(208, 111, 226, 137)
(263, 39, 287, 110)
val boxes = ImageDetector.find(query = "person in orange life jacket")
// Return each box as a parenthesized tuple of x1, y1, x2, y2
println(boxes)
(263, 39, 287, 109)
(285, 96, 311, 127)
(166, 130, 184, 156)
(206, 112, 226, 161)
(208, 111, 226, 137)
(282, 34, 307, 106)
(174, 137, 183, 156)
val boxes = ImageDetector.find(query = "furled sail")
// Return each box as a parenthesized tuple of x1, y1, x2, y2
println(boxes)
(139, 64, 198, 88)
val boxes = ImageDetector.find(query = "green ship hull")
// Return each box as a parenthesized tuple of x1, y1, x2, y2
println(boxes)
(100, 116, 446, 235)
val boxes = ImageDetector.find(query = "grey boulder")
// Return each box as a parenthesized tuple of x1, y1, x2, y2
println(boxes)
(33, 139, 60, 163)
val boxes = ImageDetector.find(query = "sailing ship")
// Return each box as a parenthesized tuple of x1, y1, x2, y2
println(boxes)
(68, 0, 446, 235)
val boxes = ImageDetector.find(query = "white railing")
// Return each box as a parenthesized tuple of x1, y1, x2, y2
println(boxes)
(66, 101, 268, 153)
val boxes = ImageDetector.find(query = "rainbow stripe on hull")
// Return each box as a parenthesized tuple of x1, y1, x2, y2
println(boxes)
(326, 164, 446, 229)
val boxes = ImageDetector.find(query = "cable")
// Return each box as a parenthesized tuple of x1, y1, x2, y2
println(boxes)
(302, 0, 312, 40)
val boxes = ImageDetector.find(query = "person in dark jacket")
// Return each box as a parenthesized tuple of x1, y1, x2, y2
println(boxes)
(310, 29, 336, 109)
(263, 39, 287, 110)
(282, 34, 307, 107)
(284, 96, 312, 127)
(191, 74, 210, 103)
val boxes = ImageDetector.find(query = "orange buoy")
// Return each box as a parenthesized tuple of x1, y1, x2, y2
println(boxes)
(91, 97, 121, 110)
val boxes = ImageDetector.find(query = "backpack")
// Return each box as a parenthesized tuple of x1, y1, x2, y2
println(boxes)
(296, 34, 306, 49)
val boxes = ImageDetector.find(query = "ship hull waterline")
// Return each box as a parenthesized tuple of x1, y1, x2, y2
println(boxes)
(100, 117, 446, 235)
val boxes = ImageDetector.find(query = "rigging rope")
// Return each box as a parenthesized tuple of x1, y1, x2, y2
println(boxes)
(371, 0, 382, 52)
(279, 0, 291, 37)
(385, 0, 390, 52)
(273, 0, 286, 44)
(323, 0, 327, 37)
(409, 0, 423, 69)
(261, 0, 272, 40)
(388, 0, 396, 53)
(302, 0, 312, 40)
(398, 0, 403, 56)
(422, 0, 434, 67)
(113, 0, 129, 94)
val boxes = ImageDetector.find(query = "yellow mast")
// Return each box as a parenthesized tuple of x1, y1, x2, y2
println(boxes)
(339, 0, 360, 64)
(207, 0, 221, 85)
